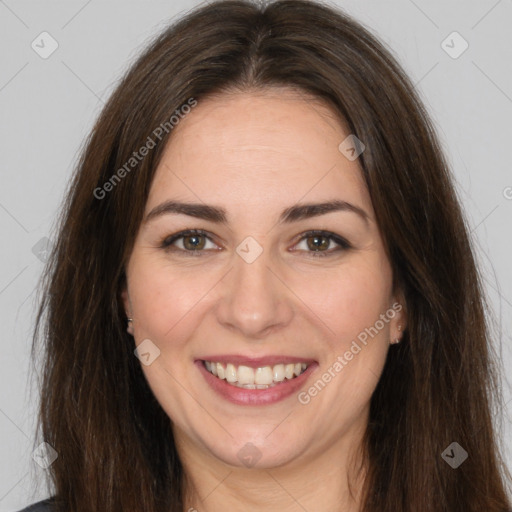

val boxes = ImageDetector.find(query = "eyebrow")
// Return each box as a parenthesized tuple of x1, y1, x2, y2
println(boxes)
(144, 199, 370, 225)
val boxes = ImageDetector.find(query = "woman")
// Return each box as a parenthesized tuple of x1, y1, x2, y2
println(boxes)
(22, 0, 511, 511)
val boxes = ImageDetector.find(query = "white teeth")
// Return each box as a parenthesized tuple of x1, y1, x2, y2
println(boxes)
(237, 365, 254, 385)
(204, 360, 309, 387)
(254, 366, 273, 385)
(273, 364, 285, 382)
(225, 363, 237, 383)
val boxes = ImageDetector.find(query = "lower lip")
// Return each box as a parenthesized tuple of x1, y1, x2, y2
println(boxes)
(196, 360, 318, 406)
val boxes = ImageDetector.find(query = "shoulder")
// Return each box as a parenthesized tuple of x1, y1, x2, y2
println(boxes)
(15, 498, 56, 512)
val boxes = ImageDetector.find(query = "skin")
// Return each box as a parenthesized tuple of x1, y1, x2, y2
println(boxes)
(122, 88, 406, 512)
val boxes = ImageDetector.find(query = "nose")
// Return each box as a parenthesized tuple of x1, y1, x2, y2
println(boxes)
(214, 247, 294, 339)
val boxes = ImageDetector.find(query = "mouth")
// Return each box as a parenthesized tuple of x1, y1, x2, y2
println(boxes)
(196, 356, 318, 405)
(203, 360, 309, 389)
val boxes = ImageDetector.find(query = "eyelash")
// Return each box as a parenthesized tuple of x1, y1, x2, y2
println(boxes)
(159, 229, 352, 258)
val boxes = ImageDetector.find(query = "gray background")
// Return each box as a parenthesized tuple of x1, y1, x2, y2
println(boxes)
(0, 0, 511, 509)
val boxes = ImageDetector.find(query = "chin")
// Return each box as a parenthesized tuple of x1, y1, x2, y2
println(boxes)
(203, 431, 305, 470)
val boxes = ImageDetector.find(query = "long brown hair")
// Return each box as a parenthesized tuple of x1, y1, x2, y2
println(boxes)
(32, 1, 511, 510)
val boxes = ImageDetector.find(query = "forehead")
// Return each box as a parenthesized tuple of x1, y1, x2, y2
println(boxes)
(147, 89, 370, 216)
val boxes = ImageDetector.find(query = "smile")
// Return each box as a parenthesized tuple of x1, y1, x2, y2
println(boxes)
(204, 361, 309, 389)
(196, 355, 318, 405)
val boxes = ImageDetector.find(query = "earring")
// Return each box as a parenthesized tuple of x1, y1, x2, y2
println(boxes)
(127, 317, 134, 335)
(391, 324, 402, 345)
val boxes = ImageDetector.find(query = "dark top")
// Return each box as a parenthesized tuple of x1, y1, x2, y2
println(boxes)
(16, 498, 55, 512)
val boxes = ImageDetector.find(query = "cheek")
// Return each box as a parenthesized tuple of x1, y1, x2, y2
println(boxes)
(300, 261, 393, 414)
(293, 257, 393, 346)
(127, 256, 213, 350)
(126, 257, 214, 415)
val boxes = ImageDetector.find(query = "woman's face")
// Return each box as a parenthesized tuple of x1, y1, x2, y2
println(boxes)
(123, 88, 405, 470)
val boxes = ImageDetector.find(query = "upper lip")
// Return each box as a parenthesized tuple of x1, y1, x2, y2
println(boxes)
(197, 355, 317, 368)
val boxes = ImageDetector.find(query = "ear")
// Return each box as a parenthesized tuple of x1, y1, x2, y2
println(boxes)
(120, 285, 135, 336)
(389, 290, 407, 344)
(120, 285, 132, 317)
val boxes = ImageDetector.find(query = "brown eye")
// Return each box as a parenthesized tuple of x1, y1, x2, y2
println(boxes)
(160, 229, 219, 256)
(182, 233, 206, 250)
(306, 234, 330, 251)
(294, 230, 351, 257)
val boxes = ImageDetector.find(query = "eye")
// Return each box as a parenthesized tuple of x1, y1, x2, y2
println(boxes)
(160, 229, 219, 256)
(293, 230, 351, 257)
(159, 229, 351, 258)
